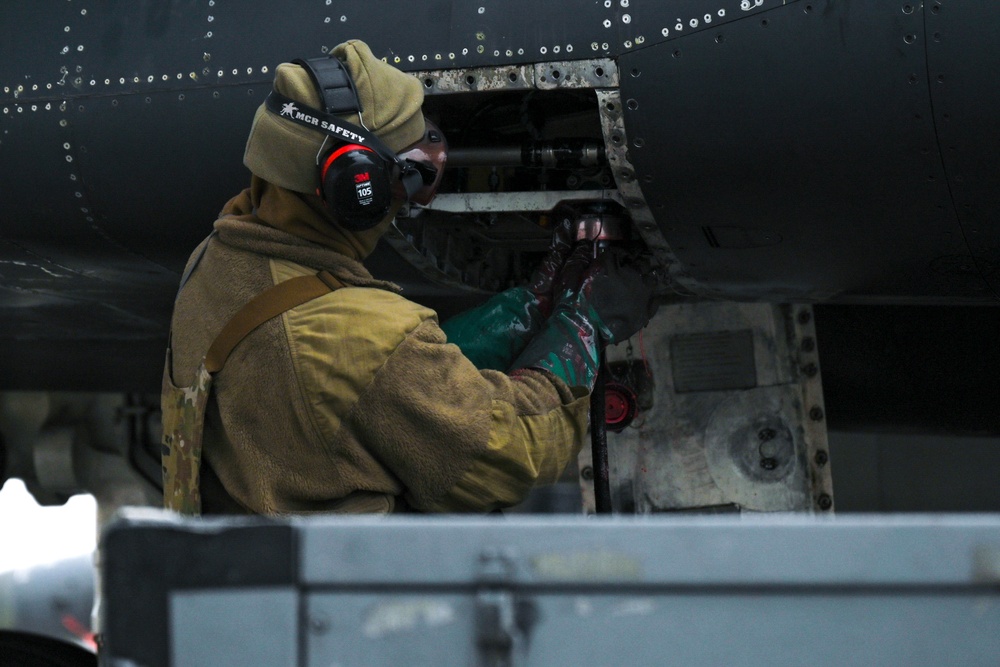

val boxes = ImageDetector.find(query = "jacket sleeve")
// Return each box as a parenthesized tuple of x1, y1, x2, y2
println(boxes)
(347, 318, 590, 512)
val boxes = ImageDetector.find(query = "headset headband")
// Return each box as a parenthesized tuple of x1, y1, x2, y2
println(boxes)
(294, 56, 361, 116)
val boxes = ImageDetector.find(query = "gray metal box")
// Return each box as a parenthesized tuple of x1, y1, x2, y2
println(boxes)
(101, 512, 1000, 666)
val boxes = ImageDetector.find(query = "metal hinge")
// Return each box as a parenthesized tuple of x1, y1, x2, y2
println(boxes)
(475, 549, 537, 667)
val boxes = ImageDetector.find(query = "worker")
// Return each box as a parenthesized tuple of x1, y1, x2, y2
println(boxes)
(161, 40, 656, 516)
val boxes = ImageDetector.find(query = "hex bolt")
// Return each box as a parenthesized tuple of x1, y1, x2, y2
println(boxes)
(797, 310, 812, 325)
(760, 457, 778, 471)
(581, 465, 594, 481)
(801, 336, 816, 352)
(802, 363, 819, 378)
(817, 493, 833, 511)
(814, 450, 829, 467)
(809, 406, 825, 421)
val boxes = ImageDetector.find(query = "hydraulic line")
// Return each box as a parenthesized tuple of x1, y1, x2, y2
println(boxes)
(590, 346, 612, 514)
(447, 140, 605, 169)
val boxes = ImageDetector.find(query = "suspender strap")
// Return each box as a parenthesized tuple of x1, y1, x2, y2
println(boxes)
(204, 270, 345, 373)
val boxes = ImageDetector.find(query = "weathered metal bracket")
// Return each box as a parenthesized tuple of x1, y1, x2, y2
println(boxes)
(421, 190, 623, 214)
(475, 550, 536, 667)
(595, 87, 694, 296)
(412, 58, 618, 95)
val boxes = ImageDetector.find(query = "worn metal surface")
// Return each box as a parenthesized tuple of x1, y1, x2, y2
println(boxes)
(421, 190, 623, 214)
(596, 88, 687, 294)
(412, 58, 618, 95)
(581, 302, 832, 514)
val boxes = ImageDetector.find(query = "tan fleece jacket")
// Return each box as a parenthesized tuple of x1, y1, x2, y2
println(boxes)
(168, 205, 589, 514)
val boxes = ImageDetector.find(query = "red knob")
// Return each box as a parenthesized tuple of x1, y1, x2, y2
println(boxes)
(604, 382, 638, 432)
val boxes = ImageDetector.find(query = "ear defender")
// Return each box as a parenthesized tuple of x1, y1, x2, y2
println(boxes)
(319, 144, 393, 231)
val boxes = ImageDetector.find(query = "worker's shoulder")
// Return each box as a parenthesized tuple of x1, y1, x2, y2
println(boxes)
(271, 258, 437, 327)
(332, 285, 434, 325)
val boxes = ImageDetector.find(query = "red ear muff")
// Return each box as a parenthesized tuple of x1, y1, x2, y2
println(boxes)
(319, 144, 393, 231)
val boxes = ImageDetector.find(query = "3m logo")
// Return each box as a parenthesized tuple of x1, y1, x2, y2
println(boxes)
(356, 174, 373, 205)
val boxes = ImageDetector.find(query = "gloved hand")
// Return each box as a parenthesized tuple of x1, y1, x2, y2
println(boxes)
(525, 217, 576, 317)
(580, 247, 658, 343)
(511, 246, 657, 390)
(550, 240, 594, 301)
(441, 219, 575, 370)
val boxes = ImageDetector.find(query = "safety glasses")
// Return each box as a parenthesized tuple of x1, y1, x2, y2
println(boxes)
(395, 118, 448, 206)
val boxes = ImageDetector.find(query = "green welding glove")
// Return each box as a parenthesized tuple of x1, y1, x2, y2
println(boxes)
(441, 219, 575, 370)
(511, 246, 657, 390)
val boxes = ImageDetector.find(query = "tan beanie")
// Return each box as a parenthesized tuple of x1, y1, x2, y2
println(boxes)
(244, 40, 425, 194)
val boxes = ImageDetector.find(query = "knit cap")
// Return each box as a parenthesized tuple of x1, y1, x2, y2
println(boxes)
(244, 40, 425, 194)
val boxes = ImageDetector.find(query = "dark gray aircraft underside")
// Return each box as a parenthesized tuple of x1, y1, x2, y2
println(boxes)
(0, 0, 998, 435)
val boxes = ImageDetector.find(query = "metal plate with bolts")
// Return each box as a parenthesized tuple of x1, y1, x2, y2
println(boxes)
(581, 302, 832, 514)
